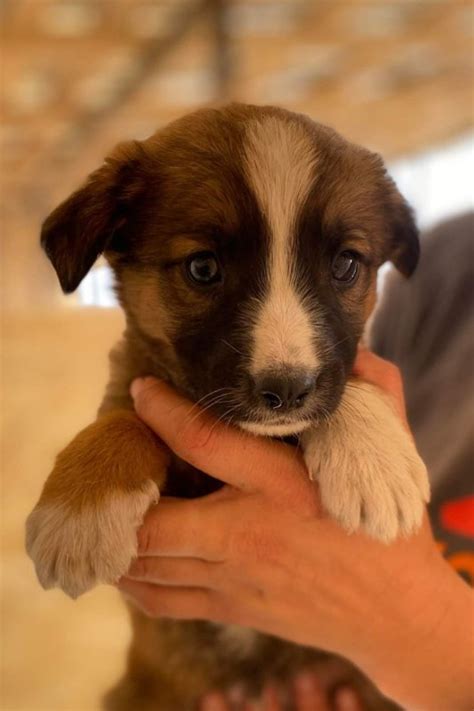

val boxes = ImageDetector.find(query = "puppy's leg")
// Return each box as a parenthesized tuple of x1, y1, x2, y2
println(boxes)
(26, 410, 167, 598)
(302, 381, 430, 542)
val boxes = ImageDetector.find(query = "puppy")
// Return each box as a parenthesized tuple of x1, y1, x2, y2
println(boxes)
(26, 104, 429, 710)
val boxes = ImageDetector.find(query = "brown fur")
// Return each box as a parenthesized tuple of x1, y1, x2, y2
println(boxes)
(36, 411, 168, 507)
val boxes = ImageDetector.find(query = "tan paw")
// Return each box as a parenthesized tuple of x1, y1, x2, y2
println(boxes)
(26, 480, 159, 599)
(302, 383, 430, 542)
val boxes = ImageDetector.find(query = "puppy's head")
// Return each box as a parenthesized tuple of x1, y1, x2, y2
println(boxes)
(42, 104, 419, 436)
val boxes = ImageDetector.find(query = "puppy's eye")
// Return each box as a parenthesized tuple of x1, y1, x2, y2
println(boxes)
(332, 251, 360, 284)
(186, 252, 221, 285)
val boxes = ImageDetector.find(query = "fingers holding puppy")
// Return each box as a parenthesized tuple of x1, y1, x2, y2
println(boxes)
(198, 673, 365, 711)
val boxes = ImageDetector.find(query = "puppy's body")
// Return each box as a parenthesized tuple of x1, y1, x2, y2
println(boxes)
(105, 615, 397, 711)
(26, 104, 428, 709)
(99, 339, 398, 711)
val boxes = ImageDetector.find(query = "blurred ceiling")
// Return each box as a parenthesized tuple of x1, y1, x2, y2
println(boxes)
(1, 0, 473, 307)
(3, 1, 473, 172)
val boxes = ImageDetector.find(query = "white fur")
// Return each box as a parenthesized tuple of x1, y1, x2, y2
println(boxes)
(244, 117, 320, 375)
(25, 480, 159, 599)
(302, 382, 430, 542)
(240, 419, 310, 437)
(217, 626, 258, 657)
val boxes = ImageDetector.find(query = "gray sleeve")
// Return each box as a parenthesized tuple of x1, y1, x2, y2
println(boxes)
(370, 212, 474, 575)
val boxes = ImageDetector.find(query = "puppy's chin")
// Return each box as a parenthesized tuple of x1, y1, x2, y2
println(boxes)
(238, 420, 312, 437)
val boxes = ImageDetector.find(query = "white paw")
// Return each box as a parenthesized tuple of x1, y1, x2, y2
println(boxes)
(25, 480, 159, 599)
(302, 383, 430, 542)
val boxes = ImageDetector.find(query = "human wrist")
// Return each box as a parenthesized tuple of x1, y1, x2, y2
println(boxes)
(357, 555, 473, 710)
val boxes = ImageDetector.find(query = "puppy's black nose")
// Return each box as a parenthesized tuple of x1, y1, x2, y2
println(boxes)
(255, 373, 316, 411)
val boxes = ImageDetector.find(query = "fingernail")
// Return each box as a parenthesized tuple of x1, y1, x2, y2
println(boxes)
(116, 576, 137, 591)
(115, 581, 134, 603)
(294, 672, 318, 693)
(227, 685, 246, 704)
(200, 692, 226, 711)
(130, 376, 160, 400)
(335, 686, 359, 711)
(262, 682, 280, 705)
(130, 377, 146, 399)
(126, 560, 140, 578)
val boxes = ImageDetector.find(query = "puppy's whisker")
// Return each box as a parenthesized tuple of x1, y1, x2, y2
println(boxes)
(318, 334, 352, 358)
(186, 396, 232, 426)
(185, 391, 239, 427)
(207, 404, 241, 437)
(185, 387, 233, 419)
(221, 338, 244, 357)
(192, 387, 233, 409)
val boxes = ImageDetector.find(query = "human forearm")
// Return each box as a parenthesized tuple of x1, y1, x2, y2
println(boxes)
(358, 553, 474, 710)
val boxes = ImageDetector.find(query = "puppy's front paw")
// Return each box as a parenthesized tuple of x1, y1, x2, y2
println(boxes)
(26, 480, 159, 599)
(302, 383, 430, 542)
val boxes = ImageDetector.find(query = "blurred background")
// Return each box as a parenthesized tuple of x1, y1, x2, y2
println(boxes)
(1, 1, 473, 709)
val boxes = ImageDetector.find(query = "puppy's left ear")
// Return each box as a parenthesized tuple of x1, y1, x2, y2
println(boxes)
(385, 180, 420, 277)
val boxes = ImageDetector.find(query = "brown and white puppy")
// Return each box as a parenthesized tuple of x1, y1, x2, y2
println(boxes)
(26, 104, 429, 710)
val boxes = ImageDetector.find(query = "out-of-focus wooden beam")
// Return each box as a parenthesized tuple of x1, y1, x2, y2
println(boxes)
(209, 0, 233, 100)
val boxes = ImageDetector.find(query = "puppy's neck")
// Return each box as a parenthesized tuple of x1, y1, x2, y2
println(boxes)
(99, 322, 185, 417)
(124, 321, 184, 386)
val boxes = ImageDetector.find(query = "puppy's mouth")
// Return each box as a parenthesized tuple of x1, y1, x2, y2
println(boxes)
(186, 367, 340, 439)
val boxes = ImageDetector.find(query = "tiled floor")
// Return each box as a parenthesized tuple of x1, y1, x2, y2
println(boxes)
(2, 308, 131, 711)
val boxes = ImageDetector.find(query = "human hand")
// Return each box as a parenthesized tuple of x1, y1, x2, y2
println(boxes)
(118, 349, 473, 710)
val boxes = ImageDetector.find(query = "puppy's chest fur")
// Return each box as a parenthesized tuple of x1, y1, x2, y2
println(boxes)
(163, 456, 222, 499)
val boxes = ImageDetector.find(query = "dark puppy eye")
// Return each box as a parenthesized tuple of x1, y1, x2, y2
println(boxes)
(186, 251, 221, 285)
(332, 250, 360, 284)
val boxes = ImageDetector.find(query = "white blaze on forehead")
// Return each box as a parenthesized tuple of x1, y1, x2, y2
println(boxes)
(244, 116, 319, 375)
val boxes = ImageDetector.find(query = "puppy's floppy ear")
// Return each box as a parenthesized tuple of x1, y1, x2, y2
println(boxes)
(41, 141, 144, 293)
(384, 177, 420, 277)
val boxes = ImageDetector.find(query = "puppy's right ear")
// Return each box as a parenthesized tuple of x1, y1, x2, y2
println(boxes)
(41, 141, 144, 293)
